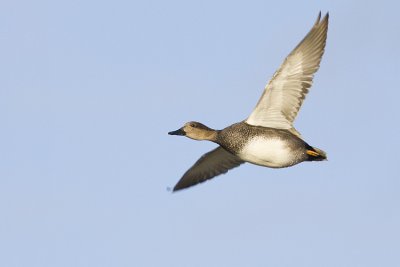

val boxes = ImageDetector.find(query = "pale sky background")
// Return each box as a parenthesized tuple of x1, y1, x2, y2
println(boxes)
(1, 0, 400, 266)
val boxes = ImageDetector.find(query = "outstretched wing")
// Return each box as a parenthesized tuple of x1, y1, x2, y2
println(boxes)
(246, 12, 329, 129)
(173, 146, 244, 191)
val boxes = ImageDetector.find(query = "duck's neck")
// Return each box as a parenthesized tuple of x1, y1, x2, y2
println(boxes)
(201, 129, 219, 142)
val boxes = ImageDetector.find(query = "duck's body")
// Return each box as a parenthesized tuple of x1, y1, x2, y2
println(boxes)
(169, 13, 329, 191)
(217, 122, 324, 168)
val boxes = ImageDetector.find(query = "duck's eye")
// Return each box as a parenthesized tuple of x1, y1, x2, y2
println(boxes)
(190, 123, 196, 128)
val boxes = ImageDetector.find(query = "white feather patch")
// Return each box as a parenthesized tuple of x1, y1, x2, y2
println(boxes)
(238, 137, 296, 168)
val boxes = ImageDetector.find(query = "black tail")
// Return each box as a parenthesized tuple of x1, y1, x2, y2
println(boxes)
(306, 145, 327, 161)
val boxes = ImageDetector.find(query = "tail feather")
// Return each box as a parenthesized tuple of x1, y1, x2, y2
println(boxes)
(306, 146, 327, 161)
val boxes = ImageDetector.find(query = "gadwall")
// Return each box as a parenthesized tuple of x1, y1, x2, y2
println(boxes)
(169, 13, 329, 191)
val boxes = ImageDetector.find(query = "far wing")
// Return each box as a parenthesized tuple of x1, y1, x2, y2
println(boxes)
(173, 146, 244, 192)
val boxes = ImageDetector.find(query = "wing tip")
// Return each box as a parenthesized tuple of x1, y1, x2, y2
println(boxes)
(316, 11, 329, 26)
(172, 184, 186, 192)
(322, 12, 329, 25)
(172, 181, 189, 192)
(315, 11, 322, 24)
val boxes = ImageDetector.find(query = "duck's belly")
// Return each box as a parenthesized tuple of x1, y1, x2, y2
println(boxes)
(237, 137, 300, 168)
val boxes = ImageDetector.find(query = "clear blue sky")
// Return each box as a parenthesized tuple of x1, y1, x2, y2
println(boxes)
(1, 0, 399, 266)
